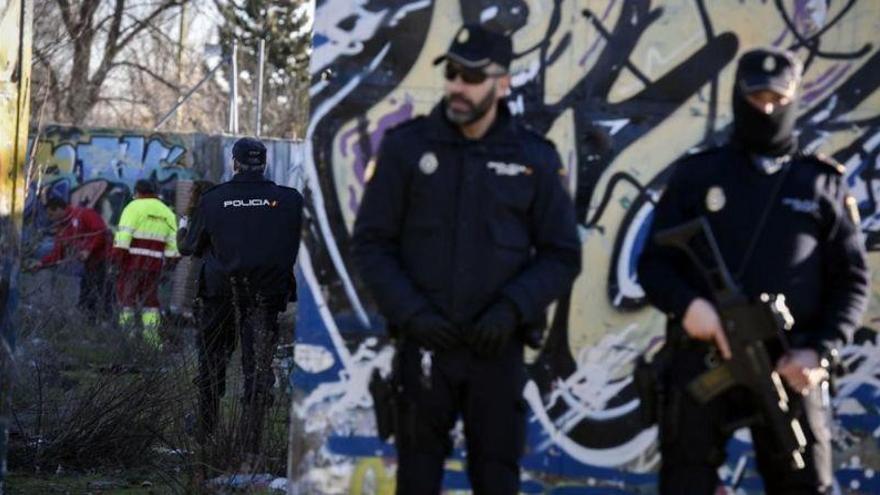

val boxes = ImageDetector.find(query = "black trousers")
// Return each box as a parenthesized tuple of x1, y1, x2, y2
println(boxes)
(194, 292, 282, 455)
(78, 261, 110, 320)
(394, 340, 528, 495)
(659, 347, 833, 495)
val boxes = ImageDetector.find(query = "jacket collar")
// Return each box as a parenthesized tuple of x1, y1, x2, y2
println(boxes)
(425, 100, 518, 145)
(231, 171, 270, 182)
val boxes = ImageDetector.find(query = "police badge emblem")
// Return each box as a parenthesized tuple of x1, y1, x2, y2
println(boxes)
(705, 186, 726, 212)
(419, 152, 439, 175)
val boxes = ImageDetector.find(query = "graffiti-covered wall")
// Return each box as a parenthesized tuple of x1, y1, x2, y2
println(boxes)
(26, 125, 305, 231)
(23, 126, 305, 313)
(292, 0, 880, 493)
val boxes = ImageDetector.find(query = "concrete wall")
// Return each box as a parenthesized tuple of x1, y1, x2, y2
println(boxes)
(292, 0, 880, 493)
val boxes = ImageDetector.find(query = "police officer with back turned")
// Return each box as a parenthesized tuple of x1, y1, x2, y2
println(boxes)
(638, 48, 869, 494)
(352, 24, 581, 495)
(180, 137, 303, 462)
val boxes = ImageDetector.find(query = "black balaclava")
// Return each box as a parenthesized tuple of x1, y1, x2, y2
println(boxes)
(731, 48, 803, 157)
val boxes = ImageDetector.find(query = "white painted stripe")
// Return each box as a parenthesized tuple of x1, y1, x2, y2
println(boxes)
(131, 231, 170, 242)
(128, 248, 165, 259)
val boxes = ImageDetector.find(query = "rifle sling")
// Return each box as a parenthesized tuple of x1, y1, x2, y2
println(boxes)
(733, 162, 791, 282)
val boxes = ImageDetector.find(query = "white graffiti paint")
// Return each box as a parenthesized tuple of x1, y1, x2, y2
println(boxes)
(311, 0, 430, 76)
(294, 344, 336, 374)
(525, 380, 659, 470)
(300, 44, 393, 331)
(836, 339, 880, 402)
(528, 324, 658, 468)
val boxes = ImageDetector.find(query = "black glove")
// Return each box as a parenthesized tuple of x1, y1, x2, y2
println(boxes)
(470, 299, 519, 358)
(404, 310, 460, 350)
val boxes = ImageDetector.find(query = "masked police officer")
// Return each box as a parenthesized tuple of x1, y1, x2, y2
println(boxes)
(352, 24, 581, 495)
(638, 48, 870, 494)
(180, 137, 303, 462)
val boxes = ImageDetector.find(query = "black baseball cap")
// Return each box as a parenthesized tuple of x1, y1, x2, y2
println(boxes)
(134, 179, 156, 195)
(433, 24, 513, 72)
(232, 137, 267, 168)
(736, 48, 803, 98)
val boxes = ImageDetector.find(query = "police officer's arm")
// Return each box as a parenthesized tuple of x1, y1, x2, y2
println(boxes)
(351, 134, 432, 326)
(178, 197, 210, 257)
(811, 175, 870, 353)
(500, 144, 581, 323)
(637, 161, 701, 319)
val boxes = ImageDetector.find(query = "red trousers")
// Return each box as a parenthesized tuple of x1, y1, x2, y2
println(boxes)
(116, 269, 160, 308)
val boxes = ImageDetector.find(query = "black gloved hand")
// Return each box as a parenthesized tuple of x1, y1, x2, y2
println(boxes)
(405, 310, 460, 350)
(471, 299, 519, 358)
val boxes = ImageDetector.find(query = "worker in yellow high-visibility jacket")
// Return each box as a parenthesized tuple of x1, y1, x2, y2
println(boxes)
(112, 180, 180, 347)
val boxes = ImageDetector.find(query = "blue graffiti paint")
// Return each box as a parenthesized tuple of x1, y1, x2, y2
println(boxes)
(292, 267, 346, 393)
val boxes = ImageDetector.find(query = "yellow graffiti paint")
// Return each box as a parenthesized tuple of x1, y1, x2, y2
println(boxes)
(347, 456, 474, 494)
(0, 0, 31, 225)
(349, 457, 395, 495)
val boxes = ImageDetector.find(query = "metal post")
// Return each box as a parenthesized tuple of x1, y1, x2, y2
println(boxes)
(175, 2, 188, 128)
(228, 40, 239, 134)
(256, 39, 266, 137)
(154, 57, 228, 131)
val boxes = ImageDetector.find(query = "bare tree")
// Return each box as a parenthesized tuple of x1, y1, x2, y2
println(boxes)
(31, 0, 191, 125)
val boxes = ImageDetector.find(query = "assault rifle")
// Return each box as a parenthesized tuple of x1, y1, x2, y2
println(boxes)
(655, 217, 808, 469)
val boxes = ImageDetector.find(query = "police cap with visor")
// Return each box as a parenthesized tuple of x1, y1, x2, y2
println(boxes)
(433, 24, 513, 81)
(736, 48, 803, 98)
(233, 137, 267, 170)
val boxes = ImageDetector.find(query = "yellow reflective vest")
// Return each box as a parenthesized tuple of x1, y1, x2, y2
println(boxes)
(113, 196, 179, 271)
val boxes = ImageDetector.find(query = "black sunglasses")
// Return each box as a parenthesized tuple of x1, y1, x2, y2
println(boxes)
(444, 64, 495, 84)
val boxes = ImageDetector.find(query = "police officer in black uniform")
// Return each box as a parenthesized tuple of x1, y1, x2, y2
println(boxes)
(638, 48, 870, 494)
(351, 24, 581, 495)
(180, 137, 303, 460)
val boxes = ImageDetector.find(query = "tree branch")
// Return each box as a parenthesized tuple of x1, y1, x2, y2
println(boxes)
(54, 0, 76, 35)
(91, 0, 182, 89)
(101, 0, 125, 75)
(115, 0, 182, 55)
(110, 61, 179, 91)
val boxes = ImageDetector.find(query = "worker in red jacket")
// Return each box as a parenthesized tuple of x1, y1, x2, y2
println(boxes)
(29, 196, 111, 320)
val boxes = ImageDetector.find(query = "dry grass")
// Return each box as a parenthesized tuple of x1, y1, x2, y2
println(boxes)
(7, 271, 293, 493)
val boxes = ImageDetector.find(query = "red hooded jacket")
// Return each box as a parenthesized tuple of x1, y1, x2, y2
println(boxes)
(40, 206, 110, 269)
